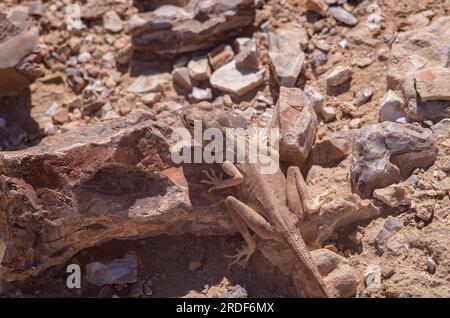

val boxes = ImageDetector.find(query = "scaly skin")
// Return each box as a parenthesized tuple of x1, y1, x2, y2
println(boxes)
(181, 102, 332, 297)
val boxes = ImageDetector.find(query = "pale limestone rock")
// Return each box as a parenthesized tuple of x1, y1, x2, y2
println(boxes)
(271, 87, 317, 164)
(373, 184, 411, 208)
(326, 66, 352, 87)
(379, 90, 405, 122)
(188, 56, 211, 81)
(103, 10, 123, 33)
(305, 0, 328, 17)
(172, 67, 192, 90)
(415, 68, 450, 101)
(128, 73, 171, 94)
(210, 60, 264, 96)
(268, 28, 308, 87)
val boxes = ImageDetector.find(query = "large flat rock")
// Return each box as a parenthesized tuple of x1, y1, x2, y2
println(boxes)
(129, 0, 255, 55)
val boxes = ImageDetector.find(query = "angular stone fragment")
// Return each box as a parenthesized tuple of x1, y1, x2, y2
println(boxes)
(271, 87, 317, 164)
(128, 73, 171, 94)
(387, 17, 450, 122)
(268, 28, 308, 87)
(350, 122, 438, 198)
(373, 184, 411, 208)
(310, 130, 355, 166)
(305, 0, 329, 17)
(208, 45, 234, 70)
(234, 40, 258, 70)
(379, 90, 405, 122)
(172, 67, 192, 90)
(374, 216, 404, 253)
(304, 84, 324, 117)
(415, 68, 450, 101)
(210, 61, 264, 96)
(86, 254, 137, 286)
(326, 66, 352, 87)
(191, 86, 212, 101)
(328, 6, 358, 26)
(129, 0, 256, 55)
(103, 10, 123, 33)
(188, 56, 211, 81)
(0, 9, 41, 97)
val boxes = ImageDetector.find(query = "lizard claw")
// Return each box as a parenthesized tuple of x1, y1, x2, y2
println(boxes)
(224, 243, 256, 269)
(201, 169, 225, 192)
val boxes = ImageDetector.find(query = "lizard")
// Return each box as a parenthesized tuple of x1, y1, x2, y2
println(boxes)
(181, 101, 333, 298)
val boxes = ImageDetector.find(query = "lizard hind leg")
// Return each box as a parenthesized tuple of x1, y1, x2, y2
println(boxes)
(286, 166, 333, 217)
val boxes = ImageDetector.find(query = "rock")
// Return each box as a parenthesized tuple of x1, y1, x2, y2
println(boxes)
(310, 49, 328, 72)
(188, 56, 211, 81)
(415, 68, 450, 101)
(210, 61, 265, 96)
(310, 129, 355, 166)
(141, 92, 161, 106)
(78, 52, 92, 64)
(0, 110, 233, 282)
(350, 122, 438, 198)
(0, 9, 41, 97)
(352, 57, 373, 68)
(328, 6, 358, 26)
(208, 45, 234, 70)
(271, 87, 317, 164)
(374, 216, 404, 253)
(379, 90, 405, 122)
(268, 28, 308, 87)
(220, 284, 248, 298)
(364, 264, 381, 288)
(325, 66, 352, 87)
(353, 88, 373, 106)
(431, 119, 450, 138)
(373, 184, 411, 208)
(129, 1, 256, 55)
(172, 67, 192, 90)
(128, 73, 171, 94)
(103, 10, 123, 33)
(234, 39, 258, 70)
(86, 254, 138, 287)
(426, 256, 436, 274)
(385, 234, 409, 256)
(191, 87, 213, 101)
(52, 108, 69, 125)
(143, 280, 153, 296)
(321, 106, 337, 122)
(304, 84, 324, 117)
(380, 266, 395, 279)
(305, 0, 328, 17)
(415, 200, 434, 222)
(387, 17, 450, 122)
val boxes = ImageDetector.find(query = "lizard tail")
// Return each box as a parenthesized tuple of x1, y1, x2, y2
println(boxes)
(285, 234, 333, 298)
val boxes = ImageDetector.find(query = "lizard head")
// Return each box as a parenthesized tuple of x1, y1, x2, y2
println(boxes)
(181, 101, 231, 135)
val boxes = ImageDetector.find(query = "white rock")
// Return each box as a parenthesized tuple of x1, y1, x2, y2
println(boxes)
(188, 56, 211, 81)
(103, 10, 123, 33)
(304, 84, 324, 117)
(128, 73, 171, 94)
(322, 106, 336, 122)
(210, 61, 265, 96)
(326, 66, 352, 87)
(172, 67, 192, 90)
(364, 264, 382, 288)
(192, 87, 213, 101)
(379, 90, 404, 122)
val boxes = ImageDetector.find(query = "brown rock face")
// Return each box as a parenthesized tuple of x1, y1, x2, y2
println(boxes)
(271, 87, 317, 164)
(350, 122, 438, 198)
(129, 0, 255, 56)
(0, 110, 232, 282)
(0, 9, 42, 97)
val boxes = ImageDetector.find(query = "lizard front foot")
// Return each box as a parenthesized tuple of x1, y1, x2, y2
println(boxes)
(201, 169, 225, 192)
(225, 239, 256, 269)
